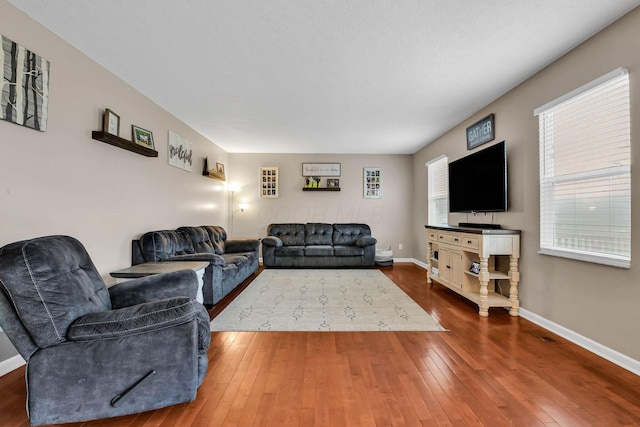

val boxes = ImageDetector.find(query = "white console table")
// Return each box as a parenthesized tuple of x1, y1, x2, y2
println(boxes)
(425, 225, 520, 317)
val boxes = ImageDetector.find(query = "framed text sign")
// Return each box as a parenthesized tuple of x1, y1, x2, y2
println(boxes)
(302, 163, 341, 177)
(466, 114, 495, 150)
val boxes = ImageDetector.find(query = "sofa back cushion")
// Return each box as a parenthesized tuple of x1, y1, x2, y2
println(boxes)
(178, 226, 217, 254)
(332, 223, 371, 245)
(202, 226, 227, 254)
(305, 223, 333, 245)
(139, 230, 195, 262)
(0, 236, 111, 349)
(267, 224, 305, 246)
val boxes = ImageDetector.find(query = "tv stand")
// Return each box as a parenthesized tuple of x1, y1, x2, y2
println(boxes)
(459, 222, 501, 229)
(425, 225, 520, 317)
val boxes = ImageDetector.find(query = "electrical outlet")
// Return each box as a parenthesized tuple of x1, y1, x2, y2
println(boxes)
(398, 243, 403, 250)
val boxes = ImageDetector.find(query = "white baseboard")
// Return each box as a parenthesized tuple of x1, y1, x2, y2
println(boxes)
(518, 308, 640, 376)
(0, 354, 25, 377)
(407, 256, 640, 376)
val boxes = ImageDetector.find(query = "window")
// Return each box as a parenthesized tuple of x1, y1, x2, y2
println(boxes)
(535, 68, 630, 268)
(427, 156, 448, 226)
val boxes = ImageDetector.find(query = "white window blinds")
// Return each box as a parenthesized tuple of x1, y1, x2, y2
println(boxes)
(535, 67, 631, 268)
(427, 156, 448, 226)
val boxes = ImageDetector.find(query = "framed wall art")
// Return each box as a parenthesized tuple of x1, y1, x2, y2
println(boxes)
(466, 113, 495, 150)
(103, 109, 120, 136)
(1, 35, 50, 131)
(302, 163, 341, 177)
(132, 125, 154, 149)
(168, 130, 193, 172)
(260, 167, 279, 198)
(364, 167, 382, 199)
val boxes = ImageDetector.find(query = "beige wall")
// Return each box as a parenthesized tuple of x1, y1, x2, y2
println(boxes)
(0, 2, 228, 361)
(413, 7, 640, 362)
(229, 153, 413, 256)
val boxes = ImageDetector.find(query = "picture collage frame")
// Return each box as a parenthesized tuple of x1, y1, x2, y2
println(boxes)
(363, 167, 382, 198)
(260, 167, 279, 198)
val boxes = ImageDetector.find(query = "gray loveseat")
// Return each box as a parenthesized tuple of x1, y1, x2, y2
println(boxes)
(262, 223, 377, 268)
(132, 226, 259, 307)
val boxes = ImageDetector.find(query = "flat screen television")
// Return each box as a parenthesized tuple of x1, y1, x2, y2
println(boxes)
(448, 140, 507, 213)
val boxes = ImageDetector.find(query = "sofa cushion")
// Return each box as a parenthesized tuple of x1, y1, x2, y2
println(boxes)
(334, 245, 365, 256)
(305, 223, 333, 245)
(333, 224, 371, 246)
(305, 245, 334, 256)
(274, 246, 305, 257)
(139, 230, 195, 262)
(202, 226, 227, 254)
(268, 224, 305, 246)
(177, 226, 216, 254)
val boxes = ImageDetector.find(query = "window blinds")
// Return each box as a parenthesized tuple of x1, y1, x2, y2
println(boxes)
(536, 68, 630, 268)
(427, 156, 448, 226)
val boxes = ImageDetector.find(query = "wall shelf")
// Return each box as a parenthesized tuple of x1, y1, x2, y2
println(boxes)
(92, 131, 158, 157)
(302, 187, 341, 191)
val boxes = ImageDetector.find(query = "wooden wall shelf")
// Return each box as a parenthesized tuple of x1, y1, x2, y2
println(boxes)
(92, 131, 158, 157)
(302, 187, 341, 191)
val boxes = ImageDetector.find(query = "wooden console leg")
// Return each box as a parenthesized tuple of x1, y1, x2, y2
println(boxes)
(426, 244, 432, 283)
(508, 255, 520, 316)
(478, 257, 490, 317)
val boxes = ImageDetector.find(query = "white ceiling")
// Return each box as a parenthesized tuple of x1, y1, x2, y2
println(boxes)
(8, 0, 639, 154)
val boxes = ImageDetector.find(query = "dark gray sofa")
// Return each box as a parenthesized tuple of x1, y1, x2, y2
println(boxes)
(262, 223, 377, 268)
(132, 226, 259, 306)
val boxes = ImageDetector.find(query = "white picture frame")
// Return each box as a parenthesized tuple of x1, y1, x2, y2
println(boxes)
(260, 167, 279, 198)
(363, 167, 382, 199)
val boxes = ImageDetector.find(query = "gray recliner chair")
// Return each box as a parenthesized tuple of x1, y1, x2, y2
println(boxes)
(0, 235, 211, 426)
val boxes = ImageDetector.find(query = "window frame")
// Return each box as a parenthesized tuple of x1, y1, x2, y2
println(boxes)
(426, 155, 449, 227)
(535, 67, 631, 268)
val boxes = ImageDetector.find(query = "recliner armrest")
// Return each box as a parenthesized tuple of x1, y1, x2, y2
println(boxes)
(109, 269, 199, 308)
(355, 236, 377, 247)
(261, 236, 283, 247)
(225, 238, 260, 253)
(68, 298, 210, 350)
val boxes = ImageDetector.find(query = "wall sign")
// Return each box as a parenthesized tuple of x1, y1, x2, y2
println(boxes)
(168, 130, 193, 172)
(466, 114, 495, 150)
(302, 162, 341, 177)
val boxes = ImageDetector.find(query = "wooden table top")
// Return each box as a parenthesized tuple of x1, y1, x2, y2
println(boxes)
(110, 261, 209, 278)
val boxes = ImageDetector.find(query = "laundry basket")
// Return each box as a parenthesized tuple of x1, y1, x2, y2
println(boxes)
(375, 246, 393, 267)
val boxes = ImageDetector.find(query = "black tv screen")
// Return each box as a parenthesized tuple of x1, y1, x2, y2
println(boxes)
(448, 141, 507, 213)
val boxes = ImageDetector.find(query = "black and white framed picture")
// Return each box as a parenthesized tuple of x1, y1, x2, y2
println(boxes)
(1, 35, 50, 131)
(363, 167, 382, 199)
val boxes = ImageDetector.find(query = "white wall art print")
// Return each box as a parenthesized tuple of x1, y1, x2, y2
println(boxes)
(168, 130, 193, 172)
(1, 35, 50, 131)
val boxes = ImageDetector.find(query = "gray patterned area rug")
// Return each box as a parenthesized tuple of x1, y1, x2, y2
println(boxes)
(210, 269, 446, 332)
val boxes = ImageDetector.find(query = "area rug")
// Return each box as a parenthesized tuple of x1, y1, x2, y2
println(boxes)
(210, 269, 446, 332)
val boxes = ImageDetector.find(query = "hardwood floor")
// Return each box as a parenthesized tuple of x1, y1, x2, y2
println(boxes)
(1, 263, 639, 426)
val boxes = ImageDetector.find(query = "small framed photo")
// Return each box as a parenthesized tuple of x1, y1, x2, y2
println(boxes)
(469, 261, 481, 274)
(103, 109, 120, 136)
(132, 125, 154, 149)
(215, 162, 226, 180)
(327, 178, 339, 188)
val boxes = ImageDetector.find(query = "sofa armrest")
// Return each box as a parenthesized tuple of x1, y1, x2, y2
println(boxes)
(225, 238, 260, 253)
(68, 298, 209, 349)
(108, 270, 199, 308)
(356, 236, 377, 247)
(166, 253, 226, 266)
(261, 236, 283, 247)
